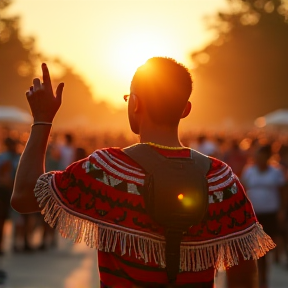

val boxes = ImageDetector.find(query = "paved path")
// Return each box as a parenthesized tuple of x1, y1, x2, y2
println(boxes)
(215, 262, 288, 288)
(0, 220, 99, 288)
(1, 220, 288, 288)
(0, 243, 98, 288)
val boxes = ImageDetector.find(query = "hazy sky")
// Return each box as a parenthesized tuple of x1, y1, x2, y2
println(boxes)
(7, 0, 229, 106)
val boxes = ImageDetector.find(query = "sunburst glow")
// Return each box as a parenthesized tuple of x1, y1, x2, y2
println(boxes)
(109, 29, 174, 80)
(7, 0, 229, 106)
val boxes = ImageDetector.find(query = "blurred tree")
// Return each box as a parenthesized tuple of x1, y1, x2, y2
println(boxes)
(52, 63, 128, 132)
(190, 0, 288, 127)
(0, 0, 36, 110)
(0, 0, 128, 132)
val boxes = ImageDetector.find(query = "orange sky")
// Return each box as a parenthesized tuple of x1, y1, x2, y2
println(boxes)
(7, 0, 229, 107)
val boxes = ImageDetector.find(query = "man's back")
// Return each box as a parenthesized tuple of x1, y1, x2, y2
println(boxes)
(34, 145, 272, 287)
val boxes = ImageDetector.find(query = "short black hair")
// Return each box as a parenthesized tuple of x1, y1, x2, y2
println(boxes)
(65, 133, 73, 144)
(4, 137, 17, 148)
(132, 57, 192, 125)
(257, 144, 272, 158)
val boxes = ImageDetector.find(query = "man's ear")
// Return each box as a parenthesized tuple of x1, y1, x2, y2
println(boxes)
(180, 101, 192, 119)
(131, 94, 141, 113)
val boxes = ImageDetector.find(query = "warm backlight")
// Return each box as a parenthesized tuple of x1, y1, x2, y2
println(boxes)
(107, 28, 180, 93)
(178, 194, 184, 200)
(9, 0, 230, 106)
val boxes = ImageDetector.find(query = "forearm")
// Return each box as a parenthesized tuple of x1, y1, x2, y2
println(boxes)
(11, 63, 64, 213)
(226, 259, 259, 288)
(11, 125, 51, 213)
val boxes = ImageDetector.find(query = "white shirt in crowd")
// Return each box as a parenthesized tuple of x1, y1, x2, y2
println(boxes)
(241, 165, 286, 214)
(59, 145, 75, 170)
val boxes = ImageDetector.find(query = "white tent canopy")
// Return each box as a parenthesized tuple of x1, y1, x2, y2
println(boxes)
(255, 109, 288, 127)
(0, 106, 33, 124)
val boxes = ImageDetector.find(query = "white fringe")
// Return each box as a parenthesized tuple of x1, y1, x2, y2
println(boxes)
(35, 173, 275, 272)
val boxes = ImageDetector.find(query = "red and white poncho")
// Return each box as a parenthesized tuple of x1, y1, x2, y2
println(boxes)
(35, 145, 275, 288)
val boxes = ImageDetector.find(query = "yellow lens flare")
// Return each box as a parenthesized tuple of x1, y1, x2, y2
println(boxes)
(182, 197, 194, 207)
(177, 193, 193, 207)
(177, 189, 202, 208)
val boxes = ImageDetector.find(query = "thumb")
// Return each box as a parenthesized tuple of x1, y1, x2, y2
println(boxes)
(56, 82, 64, 102)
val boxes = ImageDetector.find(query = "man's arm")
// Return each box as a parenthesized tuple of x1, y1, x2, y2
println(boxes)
(226, 259, 259, 288)
(11, 63, 64, 213)
(11, 125, 52, 213)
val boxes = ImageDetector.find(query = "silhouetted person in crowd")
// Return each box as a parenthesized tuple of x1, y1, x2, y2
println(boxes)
(242, 144, 286, 288)
(194, 134, 218, 157)
(224, 139, 248, 177)
(278, 144, 288, 267)
(74, 147, 87, 162)
(45, 133, 61, 172)
(0, 137, 20, 255)
(59, 133, 75, 170)
(0, 137, 20, 284)
(11, 58, 276, 287)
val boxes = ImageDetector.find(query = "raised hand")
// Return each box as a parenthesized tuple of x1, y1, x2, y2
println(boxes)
(26, 63, 64, 122)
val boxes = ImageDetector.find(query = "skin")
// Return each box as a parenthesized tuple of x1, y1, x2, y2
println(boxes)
(127, 87, 192, 145)
(11, 64, 63, 213)
(11, 63, 259, 288)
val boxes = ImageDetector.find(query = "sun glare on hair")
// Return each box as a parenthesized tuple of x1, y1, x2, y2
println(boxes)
(108, 29, 175, 83)
(98, 25, 185, 106)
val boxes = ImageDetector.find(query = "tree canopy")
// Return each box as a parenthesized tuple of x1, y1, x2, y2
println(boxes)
(0, 0, 128, 132)
(190, 0, 288, 127)
(0, 0, 36, 110)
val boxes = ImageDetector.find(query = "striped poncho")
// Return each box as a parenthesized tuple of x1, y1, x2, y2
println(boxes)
(35, 145, 275, 287)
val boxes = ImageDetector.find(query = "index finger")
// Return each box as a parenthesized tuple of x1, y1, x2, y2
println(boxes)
(42, 63, 53, 94)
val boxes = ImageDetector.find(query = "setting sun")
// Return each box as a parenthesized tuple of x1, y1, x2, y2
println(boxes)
(108, 28, 178, 81)
(7, 0, 229, 106)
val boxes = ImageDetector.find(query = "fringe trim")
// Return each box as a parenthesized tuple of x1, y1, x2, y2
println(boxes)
(179, 223, 275, 271)
(35, 173, 275, 272)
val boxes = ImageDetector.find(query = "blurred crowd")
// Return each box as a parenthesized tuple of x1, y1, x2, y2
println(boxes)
(183, 129, 288, 286)
(0, 126, 136, 257)
(0, 126, 288, 283)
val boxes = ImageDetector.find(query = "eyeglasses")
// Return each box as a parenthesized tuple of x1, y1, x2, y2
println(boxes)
(123, 94, 130, 102)
(124, 93, 137, 102)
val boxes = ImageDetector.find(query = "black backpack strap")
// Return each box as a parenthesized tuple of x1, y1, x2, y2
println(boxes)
(123, 143, 168, 173)
(190, 149, 212, 176)
(123, 144, 211, 284)
(124, 144, 211, 176)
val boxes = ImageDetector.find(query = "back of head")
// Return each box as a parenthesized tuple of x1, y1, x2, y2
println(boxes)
(4, 137, 17, 152)
(65, 133, 73, 145)
(257, 144, 272, 158)
(131, 57, 192, 126)
(255, 144, 272, 166)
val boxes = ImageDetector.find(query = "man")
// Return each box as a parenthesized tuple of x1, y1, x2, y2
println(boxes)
(0, 137, 20, 254)
(11, 58, 274, 287)
(0, 137, 20, 285)
(242, 144, 286, 288)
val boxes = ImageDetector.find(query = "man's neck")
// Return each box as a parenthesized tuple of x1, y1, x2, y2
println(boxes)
(138, 125, 182, 147)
